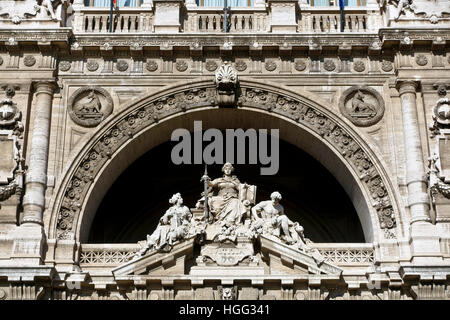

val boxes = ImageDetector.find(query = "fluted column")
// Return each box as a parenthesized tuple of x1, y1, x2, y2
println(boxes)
(21, 81, 56, 225)
(397, 81, 431, 224)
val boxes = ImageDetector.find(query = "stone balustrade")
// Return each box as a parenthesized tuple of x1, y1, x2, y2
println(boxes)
(70, 1, 377, 34)
(184, 7, 269, 32)
(79, 243, 375, 267)
(300, 7, 370, 33)
(72, 7, 154, 33)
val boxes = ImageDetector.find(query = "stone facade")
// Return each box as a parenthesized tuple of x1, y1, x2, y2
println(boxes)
(0, 0, 450, 300)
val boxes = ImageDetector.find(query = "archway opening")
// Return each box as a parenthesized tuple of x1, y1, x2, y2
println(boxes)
(89, 136, 364, 243)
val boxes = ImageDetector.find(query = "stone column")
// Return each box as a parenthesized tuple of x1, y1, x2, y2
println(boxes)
(397, 81, 430, 224)
(397, 80, 442, 263)
(21, 81, 56, 226)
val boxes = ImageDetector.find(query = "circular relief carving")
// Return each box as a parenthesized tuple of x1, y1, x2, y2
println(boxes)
(0, 57, 3, 66)
(235, 60, 247, 71)
(416, 54, 428, 66)
(353, 60, 365, 72)
(0, 289, 6, 300)
(149, 293, 160, 300)
(323, 59, 336, 71)
(86, 60, 99, 72)
(205, 60, 218, 72)
(381, 61, 393, 72)
(339, 86, 385, 127)
(265, 61, 277, 71)
(295, 292, 307, 300)
(59, 61, 71, 72)
(68, 86, 114, 127)
(146, 60, 158, 72)
(23, 55, 36, 67)
(176, 60, 188, 72)
(116, 60, 129, 72)
(294, 60, 306, 71)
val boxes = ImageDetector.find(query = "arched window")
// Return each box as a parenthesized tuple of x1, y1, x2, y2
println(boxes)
(197, 0, 254, 7)
(84, 0, 140, 6)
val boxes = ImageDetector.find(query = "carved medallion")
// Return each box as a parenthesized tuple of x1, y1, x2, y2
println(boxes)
(294, 60, 306, 71)
(323, 60, 336, 72)
(416, 55, 428, 66)
(265, 61, 277, 72)
(86, 60, 99, 72)
(59, 61, 71, 72)
(23, 55, 36, 67)
(176, 60, 188, 72)
(353, 60, 365, 72)
(381, 61, 393, 72)
(235, 60, 247, 72)
(68, 86, 113, 127)
(339, 86, 385, 127)
(116, 60, 129, 72)
(205, 60, 218, 72)
(146, 60, 158, 72)
(0, 57, 3, 66)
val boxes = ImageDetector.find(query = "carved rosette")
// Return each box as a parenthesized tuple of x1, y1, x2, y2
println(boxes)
(59, 61, 71, 72)
(381, 61, 393, 72)
(23, 55, 36, 67)
(265, 61, 277, 72)
(415, 55, 428, 66)
(205, 60, 218, 72)
(86, 60, 99, 72)
(353, 60, 365, 72)
(323, 60, 336, 72)
(235, 60, 247, 72)
(55, 84, 397, 240)
(339, 86, 385, 127)
(68, 86, 114, 128)
(176, 60, 188, 72)
(116, 60, 129, 72)
(146, 60, 158, 72)
(294, 60, 307, 71)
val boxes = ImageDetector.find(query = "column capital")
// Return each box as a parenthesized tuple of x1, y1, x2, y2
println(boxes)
(396, 80, 420, 96)
(33, 80, 57, 95)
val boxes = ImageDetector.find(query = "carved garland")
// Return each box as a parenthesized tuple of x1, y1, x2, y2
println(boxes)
(55, 85, 397, 240)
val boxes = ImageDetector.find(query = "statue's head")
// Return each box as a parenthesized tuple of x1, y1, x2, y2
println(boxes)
(270, 191, 282, 202)
(169, 192, 183, 205)
(222, 162, 234, 175)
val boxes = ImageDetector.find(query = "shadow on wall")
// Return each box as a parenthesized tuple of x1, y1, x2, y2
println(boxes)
(88, 137, 365, 243)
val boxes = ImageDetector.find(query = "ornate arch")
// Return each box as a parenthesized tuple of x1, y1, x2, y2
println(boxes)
(48, 79, 401, 242)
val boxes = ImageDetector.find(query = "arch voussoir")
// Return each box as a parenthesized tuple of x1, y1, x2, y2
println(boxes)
(50, 80, 399, 242)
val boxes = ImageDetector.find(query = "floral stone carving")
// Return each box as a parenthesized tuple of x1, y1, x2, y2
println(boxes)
(68, 86, 113, 127)
(215, 63, 238, 106)
(339, 86, 385, 127)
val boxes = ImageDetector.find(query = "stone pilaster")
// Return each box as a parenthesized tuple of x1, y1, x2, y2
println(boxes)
(396, 80, 442, 263)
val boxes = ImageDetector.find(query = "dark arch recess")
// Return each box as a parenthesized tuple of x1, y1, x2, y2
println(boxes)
(89, 137, 364, 243)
